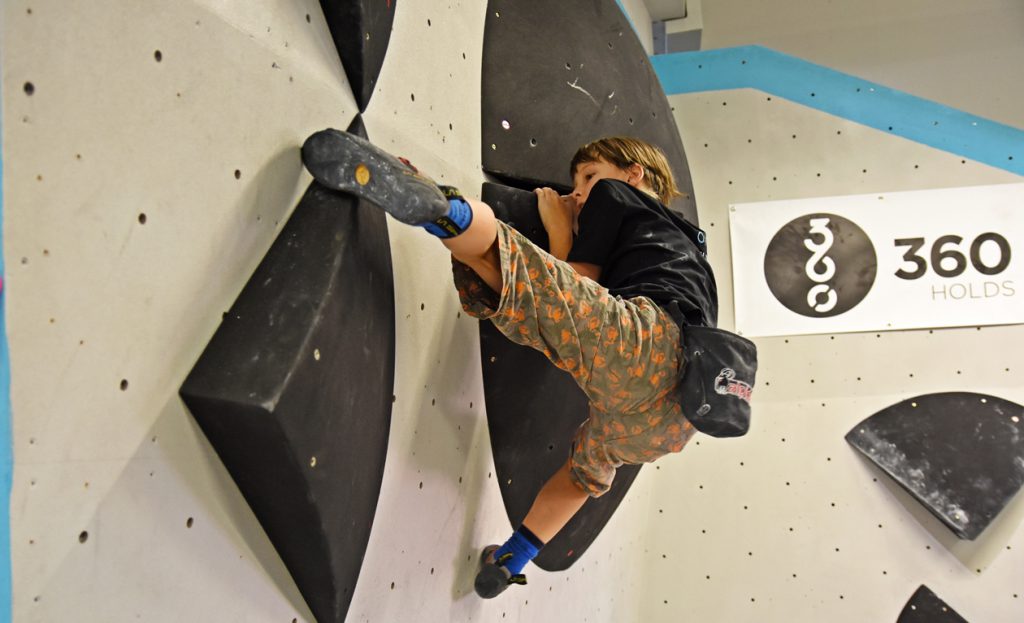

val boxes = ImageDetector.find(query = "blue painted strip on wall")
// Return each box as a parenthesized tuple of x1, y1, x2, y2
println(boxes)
(651, 45, 1024, 177)
(0, 74, 11, 623)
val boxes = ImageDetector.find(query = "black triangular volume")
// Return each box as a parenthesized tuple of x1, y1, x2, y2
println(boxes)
(180, 159, 395, 621)
(481, 183, 547, 249)
(846, 392, 1024, 540)
(347, 113, 368, 139)
(477, 182, 641, 572)
(896, 585, 969, 622)
(481, 0, 698, 223)
(318, 0, 397, 112)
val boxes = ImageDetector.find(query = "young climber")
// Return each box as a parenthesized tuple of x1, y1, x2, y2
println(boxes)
(300, 130, 754, 598)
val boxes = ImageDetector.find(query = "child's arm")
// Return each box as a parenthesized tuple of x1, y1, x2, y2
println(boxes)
(535, 187, 603, 281)
(535, 187, 575, 260)
(569, 261, 602, 281)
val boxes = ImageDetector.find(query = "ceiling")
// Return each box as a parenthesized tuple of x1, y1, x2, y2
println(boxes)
(643, 0, 688, 21)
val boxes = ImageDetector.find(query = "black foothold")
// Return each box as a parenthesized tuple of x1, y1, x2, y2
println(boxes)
(846, 392, 1024, 540)
(316, 0, 397, 111)
(896, 586, 967, 622)
(180, 159, 395, 623)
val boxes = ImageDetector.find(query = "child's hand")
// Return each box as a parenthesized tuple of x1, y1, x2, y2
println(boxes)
(535, 188, 574, 235)
(535, 187, 575, 259)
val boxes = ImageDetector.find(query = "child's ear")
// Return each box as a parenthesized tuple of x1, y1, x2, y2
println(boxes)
(626, 163, 645, 186)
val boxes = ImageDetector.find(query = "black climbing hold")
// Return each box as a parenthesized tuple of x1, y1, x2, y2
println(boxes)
(317, 0, 397, 111)
(482, 183, 547, 249)
(896, 585, 968, 622)
(846, 392, 1024, 540)
(481, 0, 697, 223)
(180, 118, 395, 623)
(479, 182, 641, 571)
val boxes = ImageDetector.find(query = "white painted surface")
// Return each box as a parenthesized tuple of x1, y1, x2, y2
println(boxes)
(639, 88, 1023, 622)
(664, 0, 703, 37)
(4, 0, 353, 619)
(643, 0, 687, 22)
(3, 1, 1022, 622)
(3, 1, 653, 621)
(701, 0, 1024, 129)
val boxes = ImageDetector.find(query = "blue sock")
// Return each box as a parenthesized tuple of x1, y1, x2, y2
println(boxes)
(493, 526, 545, 576)
(422, 186, 473, 238)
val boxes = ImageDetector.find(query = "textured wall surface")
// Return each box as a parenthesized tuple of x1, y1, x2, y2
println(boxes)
(638, 4, 1023, 619)
(2, 0, 1021, 622)
(640, 88, 1022, 622)
(2, 1, 653, 621)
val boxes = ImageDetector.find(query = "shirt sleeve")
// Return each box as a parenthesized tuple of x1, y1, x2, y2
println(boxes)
(567, 180, 625, 267)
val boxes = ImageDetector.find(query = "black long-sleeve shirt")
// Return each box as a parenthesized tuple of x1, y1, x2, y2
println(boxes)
(567, 179, 718, 329)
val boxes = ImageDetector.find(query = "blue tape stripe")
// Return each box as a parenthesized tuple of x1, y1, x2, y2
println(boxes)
(652, 45, 1024, 176)
(0, 73, 11, 622)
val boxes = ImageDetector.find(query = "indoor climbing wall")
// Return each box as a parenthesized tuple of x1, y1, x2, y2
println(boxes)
(637, 1, 1024, 621)
(2, 1, 657, 621)
(2, 1, 1022, 622)
(639, 90, 1022, 621)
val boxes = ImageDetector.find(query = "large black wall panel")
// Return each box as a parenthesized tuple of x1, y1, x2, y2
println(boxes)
(318, 0, 397, 111)
(481, 0, 698, 223)
(180, 171, 395, 621)
(846, 392, 1024, 540)
(480, 182, 641, 571)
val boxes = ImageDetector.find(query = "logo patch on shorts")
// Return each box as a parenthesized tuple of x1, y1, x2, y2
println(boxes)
(714, 368, 753, 404)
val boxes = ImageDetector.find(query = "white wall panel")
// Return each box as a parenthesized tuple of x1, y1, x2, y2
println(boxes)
(700, 0, 1024, 129)
(637, 88, 1023, 622)
(4, 0, 352, 619)
(3, 1, 658, 621)
(343, 3, 655, 622)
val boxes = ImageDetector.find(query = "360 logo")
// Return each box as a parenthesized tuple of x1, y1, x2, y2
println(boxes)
(763, 213, 877, 318)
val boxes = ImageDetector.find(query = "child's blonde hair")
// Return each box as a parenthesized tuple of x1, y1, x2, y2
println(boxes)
(569, 136, 681, 204)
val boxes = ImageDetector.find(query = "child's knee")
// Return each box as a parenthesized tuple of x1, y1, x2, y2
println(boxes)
(568, 459, 613, 498)
(569, 434, 617, 497)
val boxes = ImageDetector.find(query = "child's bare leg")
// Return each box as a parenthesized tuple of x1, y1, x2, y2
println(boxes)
(441, 198, 502, 293)
(475, 459, 588, 598)
(519, 459, 589, 543)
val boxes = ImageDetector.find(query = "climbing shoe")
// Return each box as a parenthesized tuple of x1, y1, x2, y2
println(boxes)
(301, 128, 450, 226)
(474, 545, 527, 599)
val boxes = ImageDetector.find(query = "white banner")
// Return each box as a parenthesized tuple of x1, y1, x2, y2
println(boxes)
(730, 184, 1024, 337)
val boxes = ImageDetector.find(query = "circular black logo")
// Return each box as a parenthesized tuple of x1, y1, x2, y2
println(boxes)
(763, 213, 877, 318)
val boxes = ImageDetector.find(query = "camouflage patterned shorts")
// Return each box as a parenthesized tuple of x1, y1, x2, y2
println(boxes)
(453, 221, 696, 497)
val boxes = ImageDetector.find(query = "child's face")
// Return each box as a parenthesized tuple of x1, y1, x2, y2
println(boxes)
(571, 158, 631, 213)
